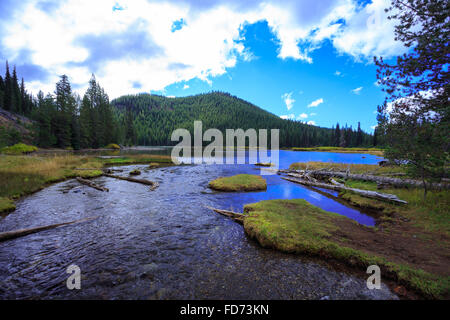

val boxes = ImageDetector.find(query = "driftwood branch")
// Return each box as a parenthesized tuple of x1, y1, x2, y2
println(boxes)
(205, 206, 244, 224)
(282, 176, 407, 204)
(290, 170, 449, 189)
(76, 177, 109, 192)
(0, 216, 98, 242)
(104, 173, 159, 191)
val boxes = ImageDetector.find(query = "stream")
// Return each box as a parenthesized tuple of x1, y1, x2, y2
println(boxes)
(0, 149, 398, 299)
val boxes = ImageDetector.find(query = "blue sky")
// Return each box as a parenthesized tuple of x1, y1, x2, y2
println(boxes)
(0, 0, 407, 132)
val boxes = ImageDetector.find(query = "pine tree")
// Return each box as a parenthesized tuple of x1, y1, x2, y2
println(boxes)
(3, 61, 12, 111)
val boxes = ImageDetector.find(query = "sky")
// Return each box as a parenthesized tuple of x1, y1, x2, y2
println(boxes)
(0, 0, 408, 132)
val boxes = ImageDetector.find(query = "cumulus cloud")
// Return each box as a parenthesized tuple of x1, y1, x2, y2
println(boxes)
(308, 98, 323, 108)
(352, 86, 363, 94)
(307, 120, 316, 125)
(183, 84, 189, 89)
(298, 113, 308, 119)
(282, 92, 295, 111)
(0, 0, 406, 97)
(280, 114, 295, 120)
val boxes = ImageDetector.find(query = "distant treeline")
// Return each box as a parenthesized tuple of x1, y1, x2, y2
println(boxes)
(1, 62, 377, 149)
(111, 92, 376, 148)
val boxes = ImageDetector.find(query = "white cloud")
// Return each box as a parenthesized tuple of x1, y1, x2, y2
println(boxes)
(352, 87, 363, 94)
(298, 113, 308, 119)
(371, 125, 377, 130)
(280, 114, 295, 120)
(332, 0, 407, 60)
(282, 92, 295, 111)
(309, 112, 317, 116)
(0, 0, 406, 97)
(307, 120, 316, 125)
(308, 98, 323, 108)
(334, 70, 342, 76)
(183, 84, 189, 89)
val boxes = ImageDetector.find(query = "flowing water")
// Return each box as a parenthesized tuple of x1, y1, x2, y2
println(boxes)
(0, 149, 398, 299)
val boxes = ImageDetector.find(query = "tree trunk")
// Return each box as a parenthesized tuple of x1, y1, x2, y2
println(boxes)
(0, 216, 98, 242)
(282, 176, 407, 204)
(76, 177, 109, 192)
(289, 170, 449, 189)
(103, 173, 159, 190)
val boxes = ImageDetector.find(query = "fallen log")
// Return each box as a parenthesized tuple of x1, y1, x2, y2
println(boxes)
(76, 177, 109, 192)
(282, 176, 408, 204)
(205, 206, 245, 224)
(0, 216, 98, 242)
(289, 170, 449, 189)
(104, 173, 159, 191)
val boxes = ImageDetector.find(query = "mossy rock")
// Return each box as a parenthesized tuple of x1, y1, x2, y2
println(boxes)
(129, 169, 141, 176)
(209, 174, 267, 192)
(148, 163, 160, 169)
(255, 162, 273, 167)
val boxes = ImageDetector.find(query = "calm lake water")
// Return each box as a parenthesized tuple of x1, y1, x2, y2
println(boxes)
(0, 149, 397, 299)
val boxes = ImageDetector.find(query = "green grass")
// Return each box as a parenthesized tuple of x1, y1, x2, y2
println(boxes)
(102, 155, 172, 165)
(209, 174, 267, 192)
(341, 179, 450, 234)
(243, 199, 449, 299)
(291, 146, 384, 156)
(1, 143, 38, 155)
(0, 197, 16, 213)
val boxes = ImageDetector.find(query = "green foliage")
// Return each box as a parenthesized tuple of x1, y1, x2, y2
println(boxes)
(209, 174, 267, 191)
(0, 143, 37, 154)
(375, 0, 450, 194)
(111, 92, 374, 148)
(0, 125, 21, 148)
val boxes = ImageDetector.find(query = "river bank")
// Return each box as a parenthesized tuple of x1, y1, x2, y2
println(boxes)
(237, 161, 449, 298)
(0, 153, 174, 214)
(290, 147, 384, 156)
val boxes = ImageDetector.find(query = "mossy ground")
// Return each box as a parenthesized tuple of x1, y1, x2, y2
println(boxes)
(291, 147, 384, 156)
(243, 199, 449, 299)
(0, 153, 173, 213)
(209, 174, 267, 192)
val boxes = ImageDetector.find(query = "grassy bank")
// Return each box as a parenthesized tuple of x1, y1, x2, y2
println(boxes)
(0, 153, 173, 213)
(209, 174, 267, 192)
(291, 147, 384, 156)
(243, 199, 449, 299)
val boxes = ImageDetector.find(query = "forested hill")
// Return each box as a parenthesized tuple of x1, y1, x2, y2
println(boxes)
(111, 92, 373, 147)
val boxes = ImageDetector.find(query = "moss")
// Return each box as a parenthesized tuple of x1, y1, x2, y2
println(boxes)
(255, 162, 274, 167)
(0, 143, 38, 155)
(209, 174, 267, 192)
(105, 143, 120, 150)
(129, 169, 141, 175)
(242, 199, 449, 299)
(0, 197, 16, 214)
